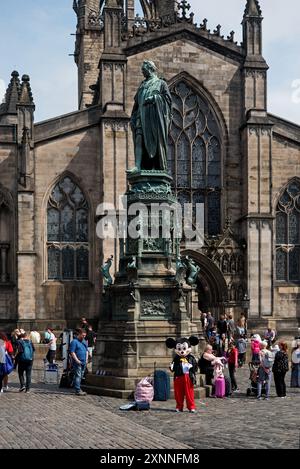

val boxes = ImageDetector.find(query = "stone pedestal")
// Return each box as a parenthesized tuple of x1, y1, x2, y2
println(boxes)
(88, 171, 202, 397)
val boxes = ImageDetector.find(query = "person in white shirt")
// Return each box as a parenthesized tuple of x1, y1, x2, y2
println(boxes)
(45, 327, 57, 364)
(291, 341, 300, 388)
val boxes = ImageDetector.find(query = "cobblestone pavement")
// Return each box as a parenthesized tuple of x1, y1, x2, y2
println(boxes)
(0, 366, 299, 449)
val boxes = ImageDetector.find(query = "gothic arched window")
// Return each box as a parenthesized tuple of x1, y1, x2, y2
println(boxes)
(47, 176, 89, 281)
(276, 180, 300, 282)
(168, 81, 222, 236)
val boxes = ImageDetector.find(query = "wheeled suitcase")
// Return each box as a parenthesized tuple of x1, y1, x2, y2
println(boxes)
(153, 370, 170, 401)
(214, 377, 225, 398)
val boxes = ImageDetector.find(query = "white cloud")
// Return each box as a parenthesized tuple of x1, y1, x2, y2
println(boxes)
(0, 80, 5, 104)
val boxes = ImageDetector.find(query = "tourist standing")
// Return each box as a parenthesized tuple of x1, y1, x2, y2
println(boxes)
(0, 335, 7, 393)
(237, 335, 247, 367)
(227, 315, 236, 341)
(45, 327, 57, 364)
(86, 325, 97, 362)
(69, 328, 88, 396)
(16, 332, 35, 393)
(257, 341, 274, 400)
(10, 329, 21, 354)
(237, 313, 247, 337)
(0, 333, 13, 392)
(206, 312, 215, 340)
(217, 314, 228, 337)
(80, 317, 90, 334)
(227, 341, 239, 392)
(291, 341, 300, 388)
(201, 312, 207, 332)
(272, 342, 289, 398)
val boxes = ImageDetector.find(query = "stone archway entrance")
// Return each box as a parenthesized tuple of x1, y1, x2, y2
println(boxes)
(182, 249, 228, 320)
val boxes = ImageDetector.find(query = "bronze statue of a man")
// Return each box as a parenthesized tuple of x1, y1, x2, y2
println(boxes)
(129, 61, 172, 173)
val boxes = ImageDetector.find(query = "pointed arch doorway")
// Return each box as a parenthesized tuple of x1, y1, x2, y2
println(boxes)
(182, 250, 228, 320)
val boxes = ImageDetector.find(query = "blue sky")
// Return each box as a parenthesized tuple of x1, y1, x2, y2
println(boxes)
(0, 0, 299, 124)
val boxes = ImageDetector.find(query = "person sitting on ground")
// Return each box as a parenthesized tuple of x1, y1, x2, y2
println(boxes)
(198, 344, 225, 386)
(198, 344, 215, 386)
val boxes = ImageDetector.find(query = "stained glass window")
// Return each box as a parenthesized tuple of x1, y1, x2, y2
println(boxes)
(168, 80, 222, 236)
(47, 176, 89, 281)
(276, 181, 300, 282)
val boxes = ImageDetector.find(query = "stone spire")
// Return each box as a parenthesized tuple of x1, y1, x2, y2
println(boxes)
(2, 71, 21, 114)
(19, 75, 34, 106)
(244, 0, 262, 17)
(242, 0, 263, 57)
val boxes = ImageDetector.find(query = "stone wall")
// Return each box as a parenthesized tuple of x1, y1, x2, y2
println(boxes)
(33, 124, 102, 325)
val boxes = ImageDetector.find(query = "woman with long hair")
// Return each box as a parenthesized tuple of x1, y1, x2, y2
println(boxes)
(272, 342, 289, 398)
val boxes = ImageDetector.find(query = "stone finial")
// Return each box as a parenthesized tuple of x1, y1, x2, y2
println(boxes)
(244, 0, 262, 17)
(2, 71, 21, 114)
(19, 75, 34, 106)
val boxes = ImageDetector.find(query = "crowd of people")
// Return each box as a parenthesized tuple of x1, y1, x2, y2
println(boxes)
(199, 311, 300, 399)
(0, 317, 97, 396)
(1, 312, 300, 399)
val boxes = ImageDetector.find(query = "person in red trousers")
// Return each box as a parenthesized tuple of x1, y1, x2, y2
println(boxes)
(166, 336, 199, 413)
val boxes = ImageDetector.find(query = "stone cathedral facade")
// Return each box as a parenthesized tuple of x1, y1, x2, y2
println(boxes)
(0, 0, 299, 337)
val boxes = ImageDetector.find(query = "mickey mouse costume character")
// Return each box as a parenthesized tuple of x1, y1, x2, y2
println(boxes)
(166, 336, 199, 412)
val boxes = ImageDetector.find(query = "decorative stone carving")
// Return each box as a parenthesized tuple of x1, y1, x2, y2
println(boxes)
(104, 120, 129, 132)
(141, 297, 170, 317)
(129, 182, 172, 195)
(101, 255, 113, 286)
(143, 238, 164, 251)
(183, 256, 200, 286)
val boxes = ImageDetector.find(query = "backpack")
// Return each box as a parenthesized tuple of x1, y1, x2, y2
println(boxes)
(19, 340, 33, 361)
(262, 351, 274, 368)
(134, 377, 154, 403)
(153, 370, 170, 401)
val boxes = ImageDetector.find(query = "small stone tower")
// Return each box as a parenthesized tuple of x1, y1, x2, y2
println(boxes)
(73, 0, 104, 109)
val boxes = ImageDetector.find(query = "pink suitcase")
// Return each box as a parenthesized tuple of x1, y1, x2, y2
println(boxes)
(214, 377, 225, 398)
